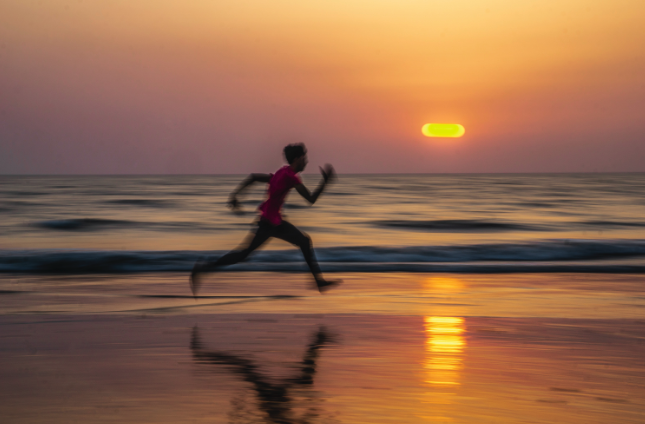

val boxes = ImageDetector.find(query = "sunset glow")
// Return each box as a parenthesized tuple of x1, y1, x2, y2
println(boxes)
(1, 0, 644, 173)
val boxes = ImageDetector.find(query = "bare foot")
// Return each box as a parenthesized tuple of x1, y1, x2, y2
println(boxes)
(316, 279, 342, 294)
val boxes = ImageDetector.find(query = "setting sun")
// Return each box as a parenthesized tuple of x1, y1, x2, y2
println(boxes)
(422, 124, 465, 138)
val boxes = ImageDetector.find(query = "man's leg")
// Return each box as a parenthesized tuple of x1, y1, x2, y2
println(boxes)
(272, 221, 321, 277)
(204, 226, 271, 269)
(190, 221, 274, 296)
(273, 221, 340, 292)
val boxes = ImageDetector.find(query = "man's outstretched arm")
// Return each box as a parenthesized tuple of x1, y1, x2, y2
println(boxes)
(295, 164, 335, 205)
(228, 173, 271, 212)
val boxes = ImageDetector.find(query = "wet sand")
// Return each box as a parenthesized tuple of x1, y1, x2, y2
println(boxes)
(3, 272, 645, 318)
(2, 273, 645, 423)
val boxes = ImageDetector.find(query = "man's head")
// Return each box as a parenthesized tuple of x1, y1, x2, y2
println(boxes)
(284, 143, 308, 172)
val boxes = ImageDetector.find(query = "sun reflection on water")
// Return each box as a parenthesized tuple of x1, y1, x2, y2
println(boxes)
(425, 276, 464, 293)
(424, 316, 466, 387)
(420, 277, 468, 420)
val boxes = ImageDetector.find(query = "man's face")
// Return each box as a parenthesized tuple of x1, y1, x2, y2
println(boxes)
(293, 154, 308, 172)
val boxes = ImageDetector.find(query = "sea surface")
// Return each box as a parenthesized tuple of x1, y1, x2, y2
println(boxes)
(3, 174, 645, 423)
(2, 173, 645, 274)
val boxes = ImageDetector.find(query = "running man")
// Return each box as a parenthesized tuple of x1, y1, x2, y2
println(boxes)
(190, 143, 341, 296)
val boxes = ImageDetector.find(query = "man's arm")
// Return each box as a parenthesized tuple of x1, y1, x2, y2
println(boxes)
(228, 173, 271, 212)
(294, 164, 335, 205)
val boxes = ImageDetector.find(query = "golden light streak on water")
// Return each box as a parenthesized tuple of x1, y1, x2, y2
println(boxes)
(424, 276, 465, 293)
(424, 316, 466, 387)
(422, 315, 466, 423)
(421, 315, 466, 424)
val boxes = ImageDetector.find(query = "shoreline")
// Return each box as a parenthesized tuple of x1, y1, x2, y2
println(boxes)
(1, 272, 645, 319)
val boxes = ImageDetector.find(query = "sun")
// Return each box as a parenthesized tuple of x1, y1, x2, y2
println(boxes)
(422, 123, 465, 138)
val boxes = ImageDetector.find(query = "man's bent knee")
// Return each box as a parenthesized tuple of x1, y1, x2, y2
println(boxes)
(298, 234, 312, 249)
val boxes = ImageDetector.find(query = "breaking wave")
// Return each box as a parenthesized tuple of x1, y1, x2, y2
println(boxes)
(372, 219, 545, 232)
(2, 239, 645, 274)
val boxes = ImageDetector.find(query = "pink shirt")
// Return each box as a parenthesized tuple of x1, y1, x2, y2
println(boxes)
(259, 166, 302, 225)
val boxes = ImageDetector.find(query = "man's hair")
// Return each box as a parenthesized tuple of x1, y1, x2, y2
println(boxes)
(283, 143, 307, 164)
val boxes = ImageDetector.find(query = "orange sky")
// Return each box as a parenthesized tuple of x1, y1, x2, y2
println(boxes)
(1, 0, 644, 173)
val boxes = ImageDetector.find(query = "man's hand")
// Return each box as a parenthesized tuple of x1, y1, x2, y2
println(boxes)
(296, 164, 335, 205)
(319, 164, 336, 183)
(225, 173, 271, 215)
(227, 196, 244, 215)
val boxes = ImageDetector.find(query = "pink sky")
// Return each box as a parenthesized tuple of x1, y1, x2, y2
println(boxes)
(1, 0, 644, 174)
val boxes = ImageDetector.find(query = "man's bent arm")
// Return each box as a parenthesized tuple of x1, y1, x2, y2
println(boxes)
(231, 174, 271, 197)
(228, 173, 271, 210)
(295, 181, 326, 205)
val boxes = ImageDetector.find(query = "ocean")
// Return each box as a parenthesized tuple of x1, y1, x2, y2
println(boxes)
(2, 173, 645, 274)
(3, 174, 645, 423)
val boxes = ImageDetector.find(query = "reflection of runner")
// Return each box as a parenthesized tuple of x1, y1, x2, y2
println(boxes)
(190, 143, 341, 296)
(190, 326, 335, 424)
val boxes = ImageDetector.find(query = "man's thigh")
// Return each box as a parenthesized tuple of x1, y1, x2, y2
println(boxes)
(273, 220, 309, 246)
(243, 220, 276, 251)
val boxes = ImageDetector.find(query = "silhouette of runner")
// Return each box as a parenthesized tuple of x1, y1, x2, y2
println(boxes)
(190, 143, 341, 296)
(190, 326, 335, 424)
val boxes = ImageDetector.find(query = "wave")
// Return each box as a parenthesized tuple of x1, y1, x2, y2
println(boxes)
(33, 218, 211, 232)
(513, 202, 556, 208)
(580, 220, 645, 228)
(372, 219, 645, 232)
(2, 239, 645, 274)
(284, 203, 311, 209)
(372, 219, 544, 232)
(36, 218, 136, 230)
(327, 191, 356, 196)
(3, 190, 48, 197)
(105, 199, 175, 208)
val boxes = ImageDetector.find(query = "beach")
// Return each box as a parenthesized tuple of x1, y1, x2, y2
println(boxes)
(2, 174, 645, 422)
(2, 272, 645, 423)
